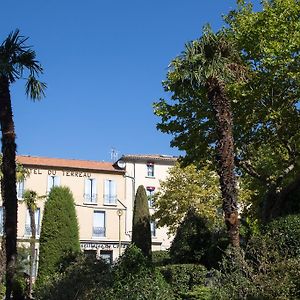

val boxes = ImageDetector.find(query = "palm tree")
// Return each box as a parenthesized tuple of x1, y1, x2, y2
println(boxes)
(0, 29, 46, 299)
(171, 28, 245, 246)
(23, 190, 43, 299)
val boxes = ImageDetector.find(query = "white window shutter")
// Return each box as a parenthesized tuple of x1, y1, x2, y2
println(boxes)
(84, 179, 91, 201)
(54, 176, 60, 187)
(111, 180, 117, 203)
(104, 180, 110, 203)
(47, 176, 53, 193)
(92, 179, 97, 202)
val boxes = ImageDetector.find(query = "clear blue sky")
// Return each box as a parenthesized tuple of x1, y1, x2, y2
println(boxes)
(0, 1, 261, 162)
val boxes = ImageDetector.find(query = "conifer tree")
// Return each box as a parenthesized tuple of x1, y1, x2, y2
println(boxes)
(37, 186, 80, 286)
(132, 185, 152, 259)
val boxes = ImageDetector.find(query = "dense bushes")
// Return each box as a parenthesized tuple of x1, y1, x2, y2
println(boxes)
(211, 215, 300, 299)
(36, 187, 80, 287)
(159, 264, 207, 299)
(169, 209, 228, 268)
(36, 245, 175, 300)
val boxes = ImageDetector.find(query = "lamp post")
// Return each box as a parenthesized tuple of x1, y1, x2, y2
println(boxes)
(117, 209, 123, 257)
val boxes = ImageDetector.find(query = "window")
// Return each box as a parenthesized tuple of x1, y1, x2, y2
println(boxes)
(17, 180, 25, 199)
(25, 208, 41, 236)
(146, 186, 155, 208)
(146, 162, 154, 177)
(100, 250, 113, 264)
(84, 178, 97, 203)
(104, 179, 117, 205)
(93, 211, 105, 237)
(150, 221, 156, 237)
(0, 207, 3, 235)
(47, 175, 60, 193)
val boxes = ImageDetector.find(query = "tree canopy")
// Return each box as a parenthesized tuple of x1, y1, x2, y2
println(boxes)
(154, 0, 300, 222)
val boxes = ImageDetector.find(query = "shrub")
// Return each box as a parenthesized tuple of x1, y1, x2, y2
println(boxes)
(102, 245, 174, 300)
(132, 185, 152, 258)
(35, 254, 111, 300)
(264, 214, 300, 257)
(152, 250, 171, 267)
(159, 264, 207, 299)
(170, 209, 228, 268)
(36, 186, 80, 287)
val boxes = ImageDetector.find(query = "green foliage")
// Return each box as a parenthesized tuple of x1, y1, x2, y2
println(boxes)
(159, 264, 207, 299)
(132, 185, 152, 258)
(36, 186, 80, 287)
(264, 214, 300, 257)
(35, 254, 111, 300)
(152, 250, 171, 267)
(153, 163, 222, 234)
(36, 245, 174, 300)
(169, 209, 228, 268)
(211, 215, 300, 300)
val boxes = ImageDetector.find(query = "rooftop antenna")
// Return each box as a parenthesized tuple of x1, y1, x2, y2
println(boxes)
(110, 147, 119, 162)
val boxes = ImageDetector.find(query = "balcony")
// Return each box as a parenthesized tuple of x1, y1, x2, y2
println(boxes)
(25, 224, 40, 236)
(84, 193, 97, 204)
(92, 226, 105, 238)
(103, 194, 117, 205)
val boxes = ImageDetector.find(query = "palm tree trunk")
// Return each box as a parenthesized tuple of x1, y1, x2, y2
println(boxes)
(28, 208, 36, 299)
(207, 77, 239, 247)
(0, 75, 18, 299)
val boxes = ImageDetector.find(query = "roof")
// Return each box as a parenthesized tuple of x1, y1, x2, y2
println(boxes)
(120, 154, 178, 163)
(17, 155, 125, 174)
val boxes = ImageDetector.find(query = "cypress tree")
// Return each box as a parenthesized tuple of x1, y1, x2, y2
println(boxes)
(132, 185, 152, 259)
(37, 186, 80, 286)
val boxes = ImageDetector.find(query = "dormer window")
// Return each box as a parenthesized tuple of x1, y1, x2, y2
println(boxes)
(147, 162, 154, 177)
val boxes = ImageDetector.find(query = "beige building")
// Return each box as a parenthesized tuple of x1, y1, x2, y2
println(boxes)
(0, 154, 177, 275)
(117, 154, 177, 251)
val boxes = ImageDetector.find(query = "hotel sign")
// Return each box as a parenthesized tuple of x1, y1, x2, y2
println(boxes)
(80, 242, 128, 250)
(27, 168, 91, 178)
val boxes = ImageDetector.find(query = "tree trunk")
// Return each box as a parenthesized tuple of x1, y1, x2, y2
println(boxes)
(28, 208, 36, 299)
(0, 76, 18, 299)
(207, 77, 239, 247)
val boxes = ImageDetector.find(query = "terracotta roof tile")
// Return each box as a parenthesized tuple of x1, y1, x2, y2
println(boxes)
(17, 155, 124, 174)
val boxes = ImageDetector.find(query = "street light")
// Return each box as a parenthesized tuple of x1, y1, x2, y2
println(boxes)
(117, 209, 123, 257)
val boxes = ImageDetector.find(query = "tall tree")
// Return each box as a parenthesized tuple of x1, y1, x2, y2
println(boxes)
(0, 29, 45, 299)
(154, 27, 246, 246)
(132, 185, 152, 258)
(23, 190, 44, 299)
(37, 187, 80, 287)
(224, 0, 300, 222)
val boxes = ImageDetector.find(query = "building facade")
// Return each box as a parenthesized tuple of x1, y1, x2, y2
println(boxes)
(117, 154, 177, 251)
(0, 154, 177, 276)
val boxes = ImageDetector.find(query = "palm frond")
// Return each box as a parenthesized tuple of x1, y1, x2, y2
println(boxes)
(25, 76, 47, 101)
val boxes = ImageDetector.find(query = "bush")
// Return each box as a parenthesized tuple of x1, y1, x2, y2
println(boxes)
(159, 264, 207, 299)
(264, 214, 300, 257)
(211, 235, 300, 300)
(170, 209, 228, 268)
(102, 245, 174, 300)
(35, 254, 111, 300)
(152, 250, 171, 266)
(36, 245, 174, 300)
(36, 186, 80, 287)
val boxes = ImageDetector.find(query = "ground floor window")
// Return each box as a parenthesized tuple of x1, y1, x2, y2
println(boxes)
(100, 250, 113, 264)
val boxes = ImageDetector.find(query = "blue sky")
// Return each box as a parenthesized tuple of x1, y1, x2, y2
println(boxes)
(0, 1, 261, 162)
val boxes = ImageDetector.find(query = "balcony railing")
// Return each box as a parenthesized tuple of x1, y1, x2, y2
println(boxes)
(92, 226, 105, 237)
(84, 193, 97, 203)
(103, 194, 117, 205)
(25, 224, 40, 236)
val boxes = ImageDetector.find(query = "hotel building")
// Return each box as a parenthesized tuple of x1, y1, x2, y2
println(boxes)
(0, 154, 177, 275)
